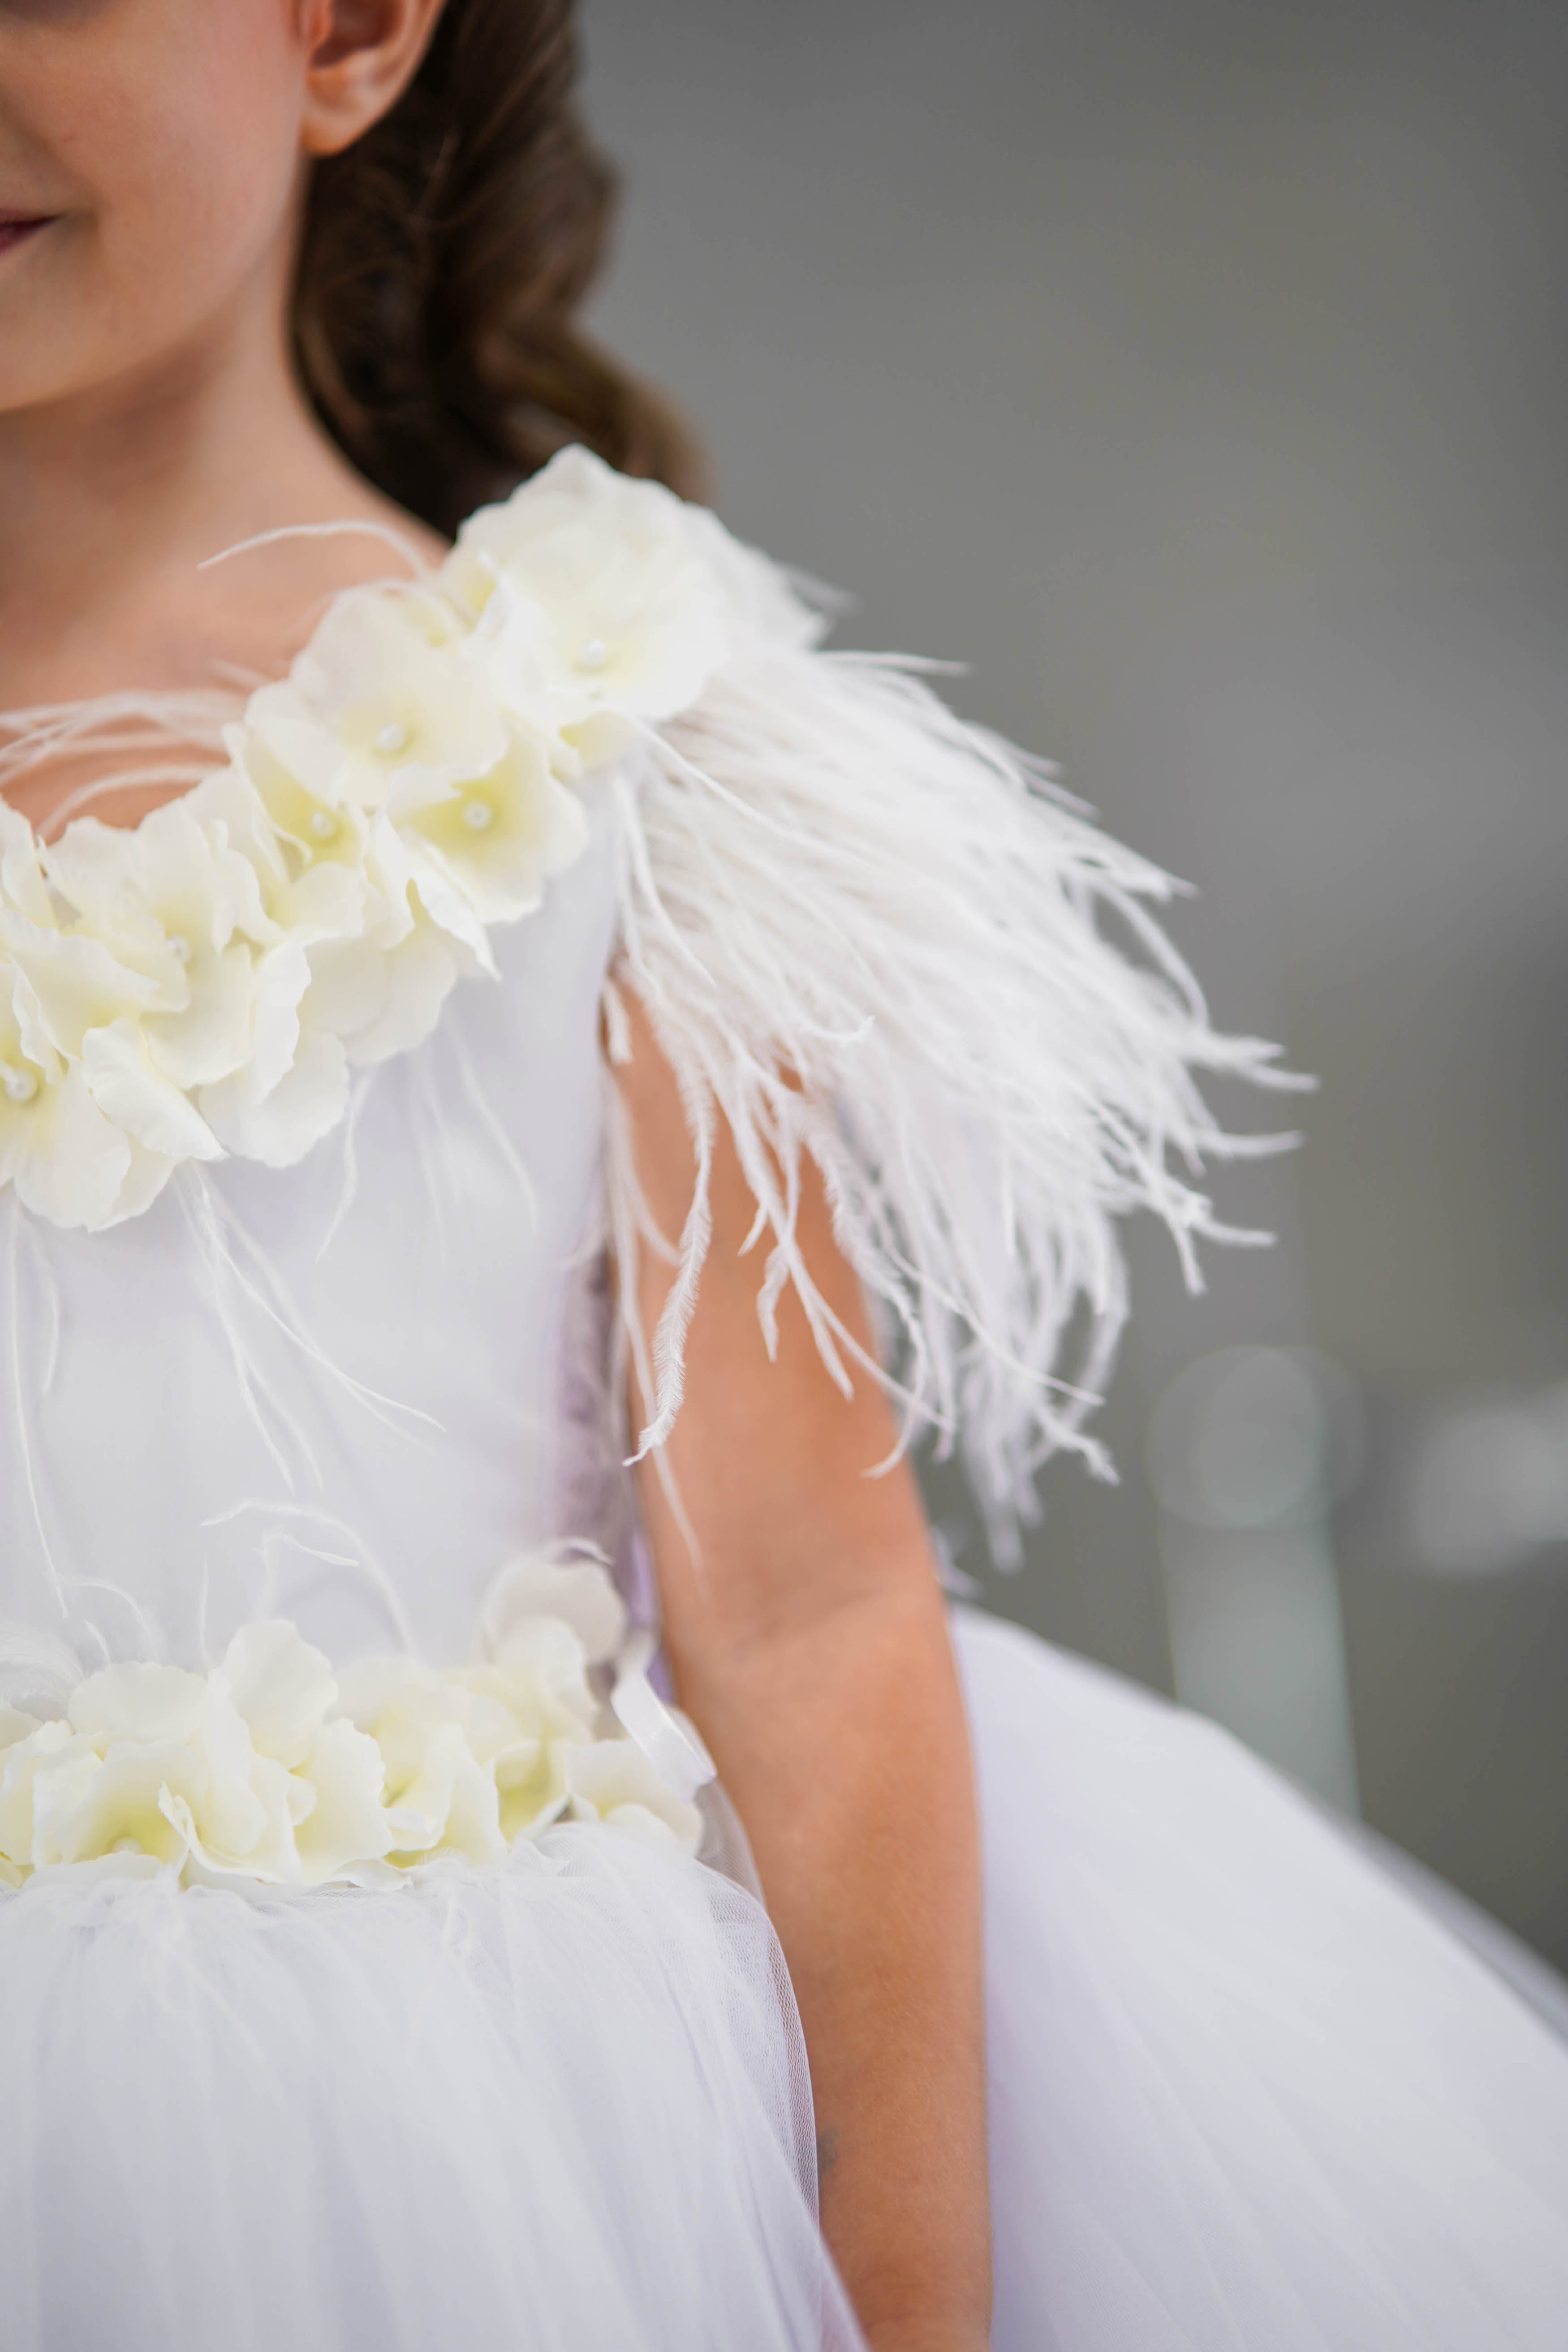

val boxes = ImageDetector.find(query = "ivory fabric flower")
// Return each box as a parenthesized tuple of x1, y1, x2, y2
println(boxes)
(397, 722, 590, 934)
(445, 445, 733, 736)
(0, 805, 231, 1214)
(245, 587, 511, 816)
(192, 943, 357, 1167)
(563, 1740, 705, 1852)
(0, 936, 158, 1228)
(0, 1564, 705, 1889)
(206, 740, 375, 930)
(336, 1608, 605, 1864)
(222, 1612, 338, 1767)
(43, 799, 280, 1091)
(0, 805, 57, 926)
(0, 905, 159, 1071)
(0, 1719, 95, 1874)
(0, 1638, 346, 1886)
(41, 1742, 206, 1873)
(194, 761, 467, 1089)
(481, 1551, 629, 1663)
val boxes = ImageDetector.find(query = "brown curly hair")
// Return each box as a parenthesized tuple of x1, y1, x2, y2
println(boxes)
(292, 0, 702, 538)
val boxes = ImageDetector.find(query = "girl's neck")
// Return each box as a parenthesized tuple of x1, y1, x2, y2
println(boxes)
(0, 246, 445, 721)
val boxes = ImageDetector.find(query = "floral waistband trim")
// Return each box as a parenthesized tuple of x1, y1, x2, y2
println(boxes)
(0, 1555, 712, 1891)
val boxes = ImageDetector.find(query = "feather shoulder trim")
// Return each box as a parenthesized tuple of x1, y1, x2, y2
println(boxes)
(594, 466, 1299, 1539)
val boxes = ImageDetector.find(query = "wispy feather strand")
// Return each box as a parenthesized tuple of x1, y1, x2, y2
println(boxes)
(606, 633, 1302, 1559)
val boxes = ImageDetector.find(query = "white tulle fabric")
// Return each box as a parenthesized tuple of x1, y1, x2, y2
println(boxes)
(0, 1828, 861, 2352)
(956, 1611, 1568, 2352)
(1, 447, 1566, 2350)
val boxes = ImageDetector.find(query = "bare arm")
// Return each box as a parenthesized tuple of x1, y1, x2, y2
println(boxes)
(616, 1001, 991, 2352)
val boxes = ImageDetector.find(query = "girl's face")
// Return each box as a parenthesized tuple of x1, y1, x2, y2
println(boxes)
(0, 2, 435, 422)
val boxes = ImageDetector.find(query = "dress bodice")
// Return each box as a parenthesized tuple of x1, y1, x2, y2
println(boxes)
(2, 782, 623, 1680)
(0, 441, 1269, 1718)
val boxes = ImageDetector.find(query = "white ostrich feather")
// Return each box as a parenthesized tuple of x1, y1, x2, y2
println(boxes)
(606, 624, 1301, 1552)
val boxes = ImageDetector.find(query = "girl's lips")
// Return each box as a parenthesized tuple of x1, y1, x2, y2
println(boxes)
(0, 217, 54, 259)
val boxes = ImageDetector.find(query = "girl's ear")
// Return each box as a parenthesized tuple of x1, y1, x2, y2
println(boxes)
(299, 0, 449, 159)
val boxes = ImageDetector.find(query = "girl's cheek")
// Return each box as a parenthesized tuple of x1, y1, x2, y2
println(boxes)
(23, 4, 305, 311)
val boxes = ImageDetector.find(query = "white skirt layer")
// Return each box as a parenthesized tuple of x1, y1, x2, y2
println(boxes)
(0, 1824, 862, 2352)
(953, 1607, 1568, 2352)
(7, 1612, 1568, 2352)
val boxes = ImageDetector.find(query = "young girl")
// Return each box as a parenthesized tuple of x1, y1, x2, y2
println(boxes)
(0, 5, 1565, 2348)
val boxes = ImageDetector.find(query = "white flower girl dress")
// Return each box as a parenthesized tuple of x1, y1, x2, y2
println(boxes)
(0, 449, 1565, 2352)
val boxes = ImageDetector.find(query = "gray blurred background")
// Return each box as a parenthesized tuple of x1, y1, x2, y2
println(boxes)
(582, 0, 1568, 1967)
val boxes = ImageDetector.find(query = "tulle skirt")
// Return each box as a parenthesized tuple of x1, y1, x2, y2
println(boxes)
(0, 1822, 861, 2352)
(5, 1607, 1568, 2352)
(956, 1607, 1568, 2352)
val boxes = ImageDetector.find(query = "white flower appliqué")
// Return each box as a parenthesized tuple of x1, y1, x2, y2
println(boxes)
(0, 448, 736, 1229)
(446, 445, 734, 750)
(0, 1560, 705, 1889)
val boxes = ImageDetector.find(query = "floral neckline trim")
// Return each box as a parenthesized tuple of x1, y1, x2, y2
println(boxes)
(0, 447, 749, 1232)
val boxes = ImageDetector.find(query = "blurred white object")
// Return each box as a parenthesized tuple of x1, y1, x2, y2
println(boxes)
(1404, 1383, 1568, 1577)
(1148, 1347, 1361, 1812)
